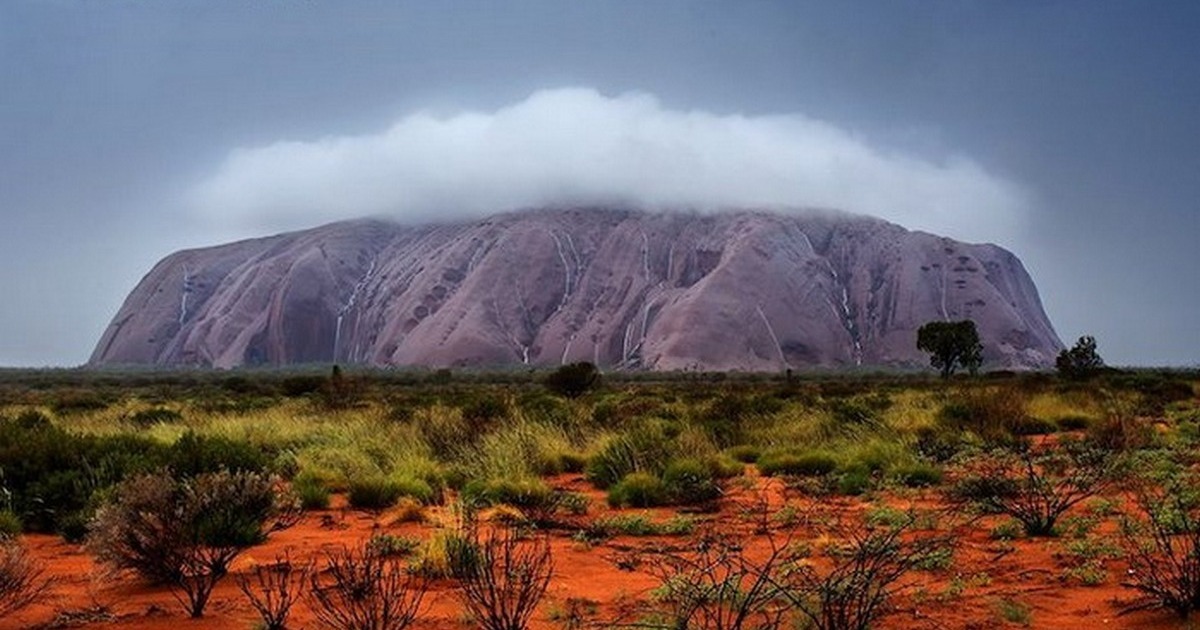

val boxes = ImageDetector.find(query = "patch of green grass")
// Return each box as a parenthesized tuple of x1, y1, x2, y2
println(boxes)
(996, 598, 1032, 626)
(366, 533, 422, 557)
(589, 513, 696, 537)
(757, 449, 838, 477)
(0, 510, 22, 537)
(346, 476, 404, 510)
(292, 471, 330, 510)
(607, 472, 668, 508)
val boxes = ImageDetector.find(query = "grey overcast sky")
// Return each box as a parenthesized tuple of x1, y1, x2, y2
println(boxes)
(1, 1, 1197, 367)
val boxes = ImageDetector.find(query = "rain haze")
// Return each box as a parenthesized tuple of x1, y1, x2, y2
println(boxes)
(1, 1, 1197, 367)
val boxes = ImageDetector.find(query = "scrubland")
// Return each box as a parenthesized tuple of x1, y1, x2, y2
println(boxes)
(0, 367, 1197, 629)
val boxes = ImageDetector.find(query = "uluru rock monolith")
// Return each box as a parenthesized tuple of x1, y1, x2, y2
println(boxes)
(91, 207, 1063, 371)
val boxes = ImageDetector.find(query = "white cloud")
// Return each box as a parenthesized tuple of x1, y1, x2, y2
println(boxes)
(188, 87, 1026, 243)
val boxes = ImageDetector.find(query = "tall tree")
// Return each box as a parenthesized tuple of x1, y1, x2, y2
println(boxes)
(1056, 335, 1104, 379)
(916, 320, 983, 378)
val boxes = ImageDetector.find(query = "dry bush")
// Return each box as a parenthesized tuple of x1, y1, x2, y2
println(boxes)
(1121, 477, 1200, 618)
(87, 470, 299, 617)
(777, 515, 951, 630)
(237, 551, 312, 630)
(309, 542, 429, 630)
(949, 439, 1120, 536)
(454, 526, 554, 630)
(622, 492, 947, 630)
(642, 531, 791, 629)
(0, 538, 50, 617)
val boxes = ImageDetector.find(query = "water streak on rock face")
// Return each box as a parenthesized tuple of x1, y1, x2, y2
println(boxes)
(90, 208, 1063, 370)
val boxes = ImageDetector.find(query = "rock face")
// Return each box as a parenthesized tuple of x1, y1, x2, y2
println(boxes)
(91, 208, 1063, 371)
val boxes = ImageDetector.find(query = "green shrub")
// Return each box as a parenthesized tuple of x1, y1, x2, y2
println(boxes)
(844, 439, 908, 473)
(864, 505, 911, 528)
(838, 465, 873, 496)
(279, 374, 325, 397)
(347, 477, 404, 510)
(590, 514, 695, 537)
(51, 392, 110, 414)
(461, 395, 510, 424)
(890, 462, 943, 488)
(661, 459, 720, 505)
(461, 478, 553, 512)
(583, 439, 638, 489)
(57, 512, 91, 543)
(87, 470, 297, 618)
(829, 398, 880, 427)
(0, 511, 21, 538)
(949, 476, 1019, 512)
(697, 396, 747, 448)
(725, 445, 761, 464)
(543, 362, 600, 398)
(391, 476, 437, 505)
(0, 417, 167, 534)
(996, 598, 1032, 625)
(706, 454, 745, 478)
(607, 472, 668, 508)
(412, 405, 471, 460)
(757, 450, 839, 477)
(292, 473, 330, 510)
(662, 453, 715, 504)
(913, 425, 965, 463)
(127, 407, 183, 427)
(167, 431, 270, 477)
(559, 492, 590, 515)
(366, 533, 421, 558)
(1126, 374, 1194, 416)
(585, 424, 673, 489)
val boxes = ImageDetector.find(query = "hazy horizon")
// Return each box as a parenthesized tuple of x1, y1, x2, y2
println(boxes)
(2, 1, 1197, 367)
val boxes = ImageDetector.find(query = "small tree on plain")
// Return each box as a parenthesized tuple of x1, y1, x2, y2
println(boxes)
(1056, 335, 1104, 379)
(88, 470, 299, 618)
(543, 362, 600, 398)
(916, 320, 983, 378)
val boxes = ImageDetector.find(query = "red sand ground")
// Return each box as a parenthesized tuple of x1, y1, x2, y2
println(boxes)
(3, 473, 1189, 630)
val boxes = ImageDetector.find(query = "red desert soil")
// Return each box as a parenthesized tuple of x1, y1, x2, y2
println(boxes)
(4, 474, 1188, 630)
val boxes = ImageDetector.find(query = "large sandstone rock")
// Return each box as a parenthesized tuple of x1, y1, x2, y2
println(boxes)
(91, 208, 1063, 371)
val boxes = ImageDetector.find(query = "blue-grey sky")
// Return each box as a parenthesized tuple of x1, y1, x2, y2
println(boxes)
(1, 1, 1197, 367)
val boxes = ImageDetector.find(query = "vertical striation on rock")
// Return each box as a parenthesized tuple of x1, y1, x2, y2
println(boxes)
(90, 208, 1063, 370)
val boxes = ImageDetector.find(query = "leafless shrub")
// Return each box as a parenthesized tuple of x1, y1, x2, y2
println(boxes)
(775, 515, 949, 630)
(642, 530, 791, 630)
(1120, 476, 1200, 618)
(454, 526, 554, 630)
(309, 542, 429, 630)
(615, 489, 947, 630)
(87, 470, 299, 617)
(237, 551, 313, 630)
(949, 438, 1121, 536)
(0, 538, 51, 617)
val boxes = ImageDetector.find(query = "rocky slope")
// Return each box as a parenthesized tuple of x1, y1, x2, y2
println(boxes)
(90, 208, 1063, 371)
